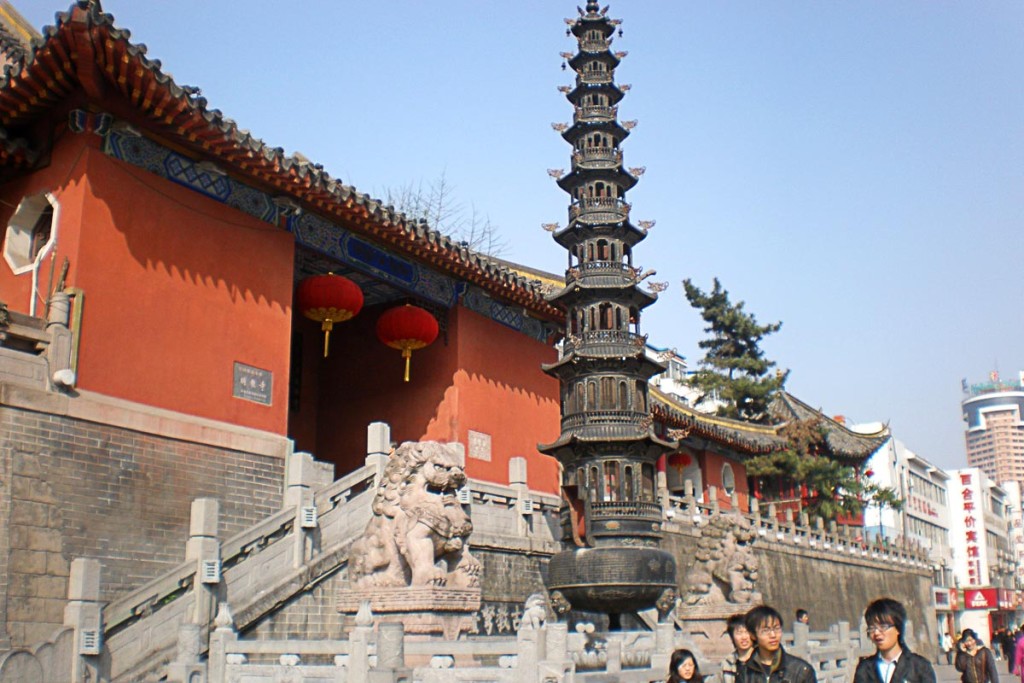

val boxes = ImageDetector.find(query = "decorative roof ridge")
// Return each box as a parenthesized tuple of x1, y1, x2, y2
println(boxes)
(1, 2, 560, 321)
(774, 391, 890, 439)
(651, 386, 780, 436)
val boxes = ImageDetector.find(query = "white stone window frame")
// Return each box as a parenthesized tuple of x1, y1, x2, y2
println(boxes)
(721, 462, 736, 496)
(4, 191, 59, 275)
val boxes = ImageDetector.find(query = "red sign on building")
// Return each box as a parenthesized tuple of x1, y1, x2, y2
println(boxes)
(964, 588, 998, 610)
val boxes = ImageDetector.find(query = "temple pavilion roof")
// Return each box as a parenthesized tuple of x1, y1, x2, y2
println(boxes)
(651, 386, 889, 462)
(0, 0, 560, 322)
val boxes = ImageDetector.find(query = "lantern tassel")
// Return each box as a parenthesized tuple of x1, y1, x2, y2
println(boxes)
(402, 348, 412, 382)
(322, 320, 333, 358)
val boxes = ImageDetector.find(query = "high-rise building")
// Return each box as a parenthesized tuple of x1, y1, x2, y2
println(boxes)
(963, 374, 1024, 486)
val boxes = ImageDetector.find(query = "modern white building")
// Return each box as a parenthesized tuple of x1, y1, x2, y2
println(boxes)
(856, 428, 956, 634)
(948, 468, 1018, 641)
(962, 374, 1024, 487)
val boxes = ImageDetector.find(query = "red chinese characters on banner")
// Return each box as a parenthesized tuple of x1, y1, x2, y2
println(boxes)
(962, 472, 980, 585)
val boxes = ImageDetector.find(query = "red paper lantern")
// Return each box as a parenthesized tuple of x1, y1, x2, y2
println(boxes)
(376, 304, 439, 382)
(297, 274, 363, 357)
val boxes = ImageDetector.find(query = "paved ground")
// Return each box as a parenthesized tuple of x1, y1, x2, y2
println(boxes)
(934, 660, 1016, 683)
(935, 662, 959, 683)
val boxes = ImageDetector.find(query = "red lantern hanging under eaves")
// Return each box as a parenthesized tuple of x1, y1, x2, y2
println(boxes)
(297, 273, 364, 357)
(376, 304, 439, 382)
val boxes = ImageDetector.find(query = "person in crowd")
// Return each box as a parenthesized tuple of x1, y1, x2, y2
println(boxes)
(852, 598, 935, 683)
(668, 649, 705, 683)
(721, 613, 754, 683)
(739, 605, 816, 683)
(956, 628, 1000, 683)
(941, 632, 954, 666)
(1012, 627, 1024, 683)
(1009, 628, 1024, 675)
(796, 609, 810, 625)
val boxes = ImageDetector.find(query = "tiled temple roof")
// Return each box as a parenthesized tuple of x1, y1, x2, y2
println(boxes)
(0, 0, 561, 321)
(651, 387, 888, 461)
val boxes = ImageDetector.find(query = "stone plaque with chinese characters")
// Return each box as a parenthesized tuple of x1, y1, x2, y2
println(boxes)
(468, 430, 492, 462)
(233, 362, 272, 405)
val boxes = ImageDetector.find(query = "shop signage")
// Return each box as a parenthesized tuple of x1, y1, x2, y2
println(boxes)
(964, 588, 998, 610)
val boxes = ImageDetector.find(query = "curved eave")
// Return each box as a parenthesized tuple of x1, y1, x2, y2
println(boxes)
(540, 429, 676, 457)
(547, 282, 657, 309)
(568, 52, 620, 72)
(561, 119, 629, 144)
(570, 18, 615, 40)
(0, 2, 563, 324)
(552, 221, 647, 248)
(567, 83, 624, 107)
(770, 392, 890, 461)
(556, 167, 638, 193)
(651, 388, 783, 456)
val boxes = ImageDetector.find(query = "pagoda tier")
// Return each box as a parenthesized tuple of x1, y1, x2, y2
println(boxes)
(541, 1, 677, 622)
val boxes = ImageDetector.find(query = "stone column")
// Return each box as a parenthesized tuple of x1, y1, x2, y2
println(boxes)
(207, 603, 238, 683)
(46, 290, 74, 387)
(366, 422, 391, 477)
(185, 498, 220, 633)
(64, 558, 103, 683)
(284, 452, 319, 567)
(510, 456, 531, 535)
(370, 622, 408, 683)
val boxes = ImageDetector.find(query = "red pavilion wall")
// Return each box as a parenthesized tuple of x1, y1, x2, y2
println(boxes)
(0, 134, 294, 434)
(304, 304, 561, 493)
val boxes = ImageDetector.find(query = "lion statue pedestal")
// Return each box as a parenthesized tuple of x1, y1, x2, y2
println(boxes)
(339, 441, 482, 640)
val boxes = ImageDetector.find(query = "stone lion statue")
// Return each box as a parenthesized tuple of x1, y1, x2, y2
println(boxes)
(682, 513, 761, 606)
(349, 441, 481, 588)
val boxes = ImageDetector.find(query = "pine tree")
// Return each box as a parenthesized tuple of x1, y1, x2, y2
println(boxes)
(745, 418, 903, 522)
(682, 278, 788, 423)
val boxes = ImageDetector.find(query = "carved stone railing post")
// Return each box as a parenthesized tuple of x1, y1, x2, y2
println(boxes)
(517, 623, 542, 679)
(606, 635, 622, 674)
(652, 622, 674, 673)
(365, 422, 391, 479)
(185, 498, 220, 636)
(510, 455, 532, 536)
(207, 603, 238, 683)
(64, 558, 103, 683)
(657, 470, 670, 515)
(709, 486, 719, 514)
(371, 622, 407, 682)
(45, 290, 74, 387)
(284, 451, 320, 567)
(793, 620, 809, 649)
(543, 621, 570, 673)
(347, 602, 373, 683)
(165, 623, 203, 683)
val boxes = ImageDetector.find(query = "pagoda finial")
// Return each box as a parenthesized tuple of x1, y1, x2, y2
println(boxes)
(585, 1, 600, 14)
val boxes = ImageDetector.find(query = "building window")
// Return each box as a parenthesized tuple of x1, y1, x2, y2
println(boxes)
(721, 463, 736, 496)
(4, 192, 59, 274)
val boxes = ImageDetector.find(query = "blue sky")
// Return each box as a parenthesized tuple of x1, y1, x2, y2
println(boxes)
(18, 1, 1024, 469)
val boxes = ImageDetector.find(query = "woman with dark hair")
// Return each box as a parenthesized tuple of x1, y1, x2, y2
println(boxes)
(853, 598, 936, 683)
(668, 649, 705, 683)
(957, 628, 1000, 683)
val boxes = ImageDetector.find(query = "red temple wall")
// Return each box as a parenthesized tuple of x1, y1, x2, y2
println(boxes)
(429, 306, 560, 491)
(0, 132, 89, 314)
(1, 135, 294, 434)
(699, 449, 750, 512)
(304, 304, 561, 492)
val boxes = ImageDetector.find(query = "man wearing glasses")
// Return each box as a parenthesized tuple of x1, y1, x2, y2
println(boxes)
(854, 598, 937, 683)
(740, 605, 816, 683)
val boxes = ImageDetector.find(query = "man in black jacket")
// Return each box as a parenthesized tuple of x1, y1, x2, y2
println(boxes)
(853, 598, 937, 683)
(740, 605, 816, 683)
